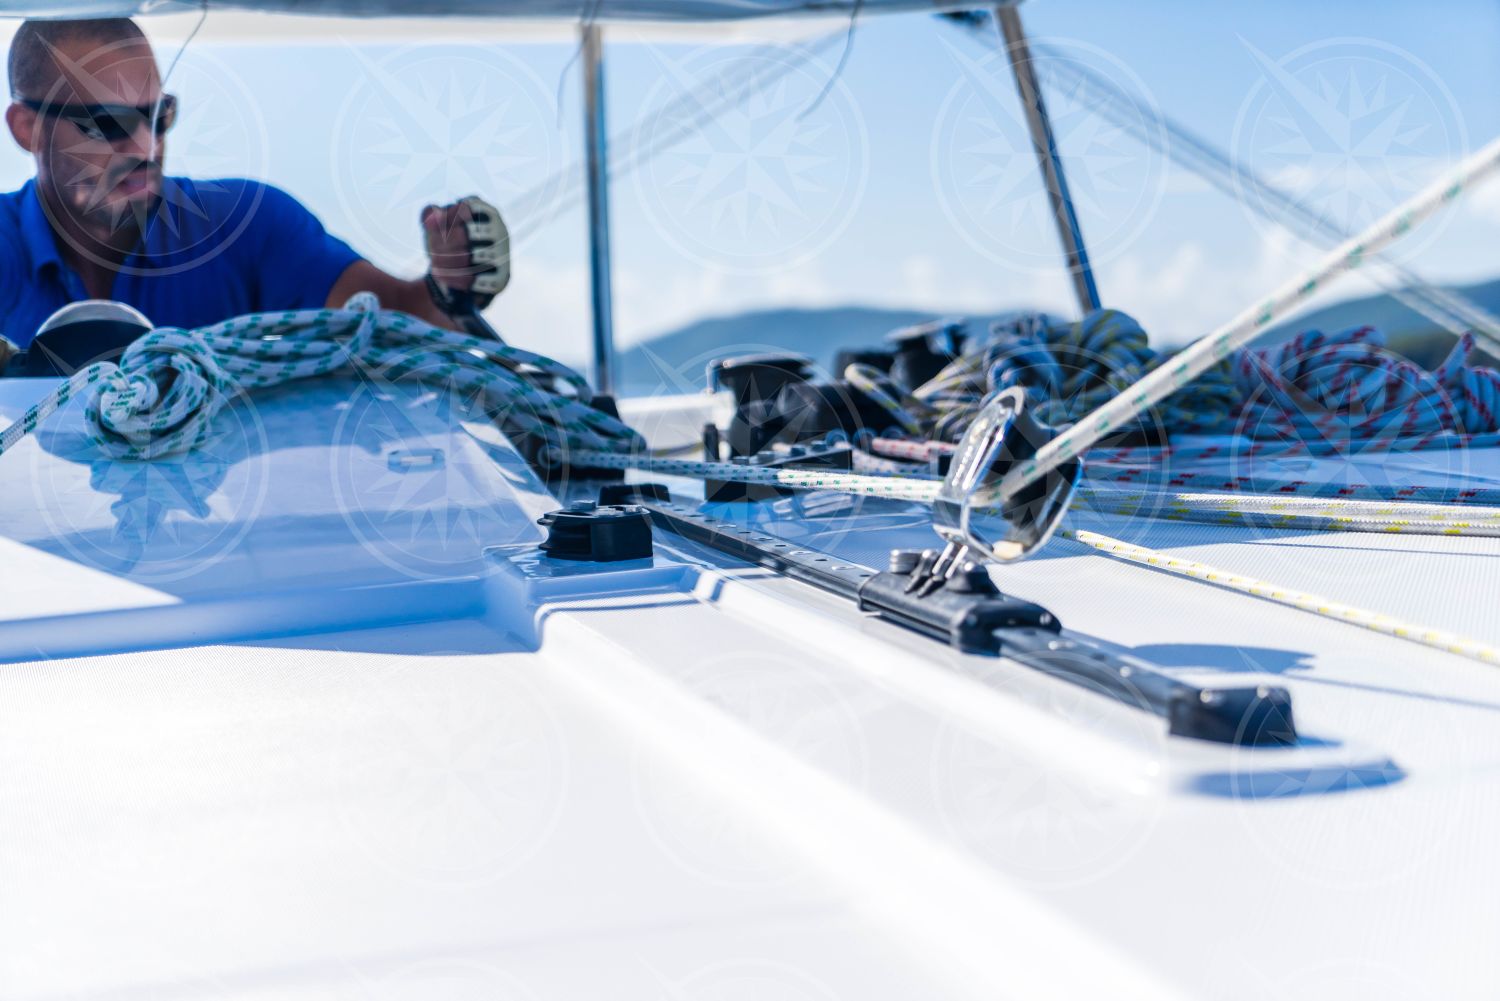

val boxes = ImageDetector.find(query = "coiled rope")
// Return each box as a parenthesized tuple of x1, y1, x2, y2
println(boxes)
(0, 293, 643, 462)
(4, 302, 1496, 670)
(847, 309, 1237, 444)
(1001, 132, 1500, 502)
(1227, 328, 1500, 447)
(853, 312, 1500, 462)
(852, 309, 1236, 441)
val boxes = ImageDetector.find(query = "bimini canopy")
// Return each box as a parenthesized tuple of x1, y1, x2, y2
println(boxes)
(0, 0, 995, 22)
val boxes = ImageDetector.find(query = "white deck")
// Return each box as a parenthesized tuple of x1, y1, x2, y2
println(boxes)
(1, 376, 1498, 1000)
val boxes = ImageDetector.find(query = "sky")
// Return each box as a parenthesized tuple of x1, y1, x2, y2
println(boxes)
(2, 1, 1499, 367)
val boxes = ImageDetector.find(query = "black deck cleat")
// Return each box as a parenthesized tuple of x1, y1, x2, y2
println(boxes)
(539, 503, 654, 562)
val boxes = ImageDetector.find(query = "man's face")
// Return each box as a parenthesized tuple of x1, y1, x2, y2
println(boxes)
(21, 34, 167, 229)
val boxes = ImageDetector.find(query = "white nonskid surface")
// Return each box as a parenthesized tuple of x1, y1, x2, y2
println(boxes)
(0, 627, 984, 1001)
(4, 386, 1500, 998)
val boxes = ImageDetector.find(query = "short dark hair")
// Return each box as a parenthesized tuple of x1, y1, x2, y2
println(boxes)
(8, 18, 147, 100)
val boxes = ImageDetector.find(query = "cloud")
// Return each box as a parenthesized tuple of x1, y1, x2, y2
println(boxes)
(1162, 168, 1215, 196)
(1105, 225, 1399, 347)
(1464, 176, 1500, 228)
(484, 260, 591, 361)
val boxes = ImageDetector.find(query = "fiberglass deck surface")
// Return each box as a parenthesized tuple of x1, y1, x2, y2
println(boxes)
(1, 381, 1499, 1000)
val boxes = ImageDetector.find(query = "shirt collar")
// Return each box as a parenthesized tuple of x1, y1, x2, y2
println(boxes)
(18, 179, 64, 281)
(19, 178, 172, 278)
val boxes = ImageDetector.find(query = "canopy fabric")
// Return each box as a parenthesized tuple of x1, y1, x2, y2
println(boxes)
(0, 0, 995, 22)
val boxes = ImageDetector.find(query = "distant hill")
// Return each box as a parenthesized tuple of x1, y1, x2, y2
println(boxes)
(616, 279, 1500, 395)
(1261, 277, 1500, 368)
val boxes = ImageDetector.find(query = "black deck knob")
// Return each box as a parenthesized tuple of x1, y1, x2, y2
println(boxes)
(539, 504, 654, 563)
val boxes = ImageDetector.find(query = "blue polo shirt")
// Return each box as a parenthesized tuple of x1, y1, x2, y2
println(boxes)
(0, 177, 363, 348)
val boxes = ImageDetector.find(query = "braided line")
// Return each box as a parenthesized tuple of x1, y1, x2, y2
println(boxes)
(0, 294, 643, 463)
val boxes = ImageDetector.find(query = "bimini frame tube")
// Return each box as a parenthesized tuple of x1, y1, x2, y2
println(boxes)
(996, 3, 1102, 314)
(582, 23, 618, 395)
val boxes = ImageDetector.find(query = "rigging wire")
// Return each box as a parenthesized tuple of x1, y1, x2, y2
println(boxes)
(1026, 41, 1500, 359)
(148, 0, 208, 162)
(1075, 484, 1500, 539)
(797, 0, 863, 119)
(555, 0, 607, 129)
(1, 8, 1493, 669)
(550, 444, 1500, 663)
(512, 30, 847, 242)
(939, 13, 1500, 357)
(562, 445, 1500, 540)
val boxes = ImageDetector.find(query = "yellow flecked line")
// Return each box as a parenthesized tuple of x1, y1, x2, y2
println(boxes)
(1060, 527, 1500, 666)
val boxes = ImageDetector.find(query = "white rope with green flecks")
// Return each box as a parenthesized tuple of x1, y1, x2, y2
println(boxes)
(7, 297, 1499, 667)
(568, 447, 1500, 661)
(0, 292, 644, 462)
(998, 132, 1500, 506)
(573, 446, 1500, 540)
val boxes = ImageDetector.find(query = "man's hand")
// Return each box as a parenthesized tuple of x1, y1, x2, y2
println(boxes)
(326, 195, 510, 332)
(0, 335, 16, 373)
(422, 201, 477, 293)
(422, 196, 511, 313)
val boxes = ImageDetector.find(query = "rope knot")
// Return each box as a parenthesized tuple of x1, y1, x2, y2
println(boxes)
(0, 294, 643, 466)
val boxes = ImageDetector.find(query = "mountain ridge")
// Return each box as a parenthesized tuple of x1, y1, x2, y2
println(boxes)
(615, 278, 1500, 395)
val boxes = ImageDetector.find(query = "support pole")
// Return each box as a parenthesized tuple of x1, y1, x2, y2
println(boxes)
(996, 4, 1102, 314)
(582, 23, 617, 395)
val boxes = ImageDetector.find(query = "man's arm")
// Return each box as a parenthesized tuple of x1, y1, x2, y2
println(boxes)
(326, 260, 455, 329)
(325, 203, 482, 330)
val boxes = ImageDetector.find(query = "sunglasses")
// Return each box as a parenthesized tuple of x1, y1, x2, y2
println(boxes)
(17, 94, 177, 144)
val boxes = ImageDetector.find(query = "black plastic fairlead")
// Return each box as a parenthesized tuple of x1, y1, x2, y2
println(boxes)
(539, 503, 654, 562)
(856, 570, 1058, 654)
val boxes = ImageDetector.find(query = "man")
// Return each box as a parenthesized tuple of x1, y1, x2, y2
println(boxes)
(0, 18, 501, 368)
